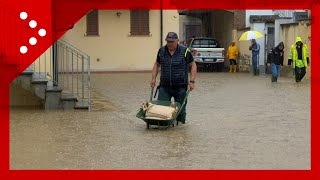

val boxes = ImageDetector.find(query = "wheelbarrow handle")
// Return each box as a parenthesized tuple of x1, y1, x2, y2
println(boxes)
(150, 85, 160, 101)
(150, 87, 154, 102)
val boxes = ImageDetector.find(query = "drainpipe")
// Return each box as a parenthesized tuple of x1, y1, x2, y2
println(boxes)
(160, 0, 163, 48)
(51, 0, 58, 86)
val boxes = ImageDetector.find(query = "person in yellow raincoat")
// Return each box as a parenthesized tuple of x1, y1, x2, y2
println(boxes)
(227, 41, 239, 72)
(288, 37, 309, 82)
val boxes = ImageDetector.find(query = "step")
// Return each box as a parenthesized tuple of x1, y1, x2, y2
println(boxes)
(45, 86, 63, 110)
(75, 101, 89, 110)
(61, 95, 78, 110)
(21, 71, 33, 76)
(31, 78, 48, 84)
(12, 73, 33, 91)
(46, 86, 63, 92)
(31, 79, 48, 100)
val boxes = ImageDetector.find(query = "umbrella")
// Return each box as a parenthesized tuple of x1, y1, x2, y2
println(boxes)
(239, 30, 263, 41)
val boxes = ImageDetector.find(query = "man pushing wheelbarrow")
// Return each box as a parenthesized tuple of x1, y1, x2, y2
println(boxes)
(149, 32, 197, 125)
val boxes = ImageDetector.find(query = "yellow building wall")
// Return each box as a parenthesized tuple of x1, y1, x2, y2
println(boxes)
(233, 29, 251, 72)
(60, 10, 179, 72)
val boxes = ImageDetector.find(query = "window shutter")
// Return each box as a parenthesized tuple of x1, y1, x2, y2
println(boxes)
(86, 10, 99, 36)
(130, 10, 149, 35)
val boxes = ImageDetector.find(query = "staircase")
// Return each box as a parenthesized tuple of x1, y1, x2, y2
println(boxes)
(11, 40, 91, 111)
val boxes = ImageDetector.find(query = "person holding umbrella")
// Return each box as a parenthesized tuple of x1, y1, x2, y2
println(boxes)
(249, 39, 260, 75)
(239, 30, 263, 76)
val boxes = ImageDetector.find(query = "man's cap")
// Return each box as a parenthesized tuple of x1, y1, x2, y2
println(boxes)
(165, 32, 178, 41)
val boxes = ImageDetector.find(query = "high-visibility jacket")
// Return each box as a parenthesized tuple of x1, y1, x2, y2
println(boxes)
(289, 37, 309, 68)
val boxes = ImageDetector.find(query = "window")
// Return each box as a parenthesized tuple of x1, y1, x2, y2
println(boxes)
(86, 10, 99, 36)
(191, 39, 219, 48)
(130, 10, 150, 36)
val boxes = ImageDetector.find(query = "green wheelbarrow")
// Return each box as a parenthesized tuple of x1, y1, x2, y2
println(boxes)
(136, 87, 190, 129)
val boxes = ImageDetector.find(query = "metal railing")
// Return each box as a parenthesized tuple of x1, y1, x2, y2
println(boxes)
(32, 40, 91, 111)
(273, 10, 309, 21)
(0, 2, 91, 111)
(273, 10, 295, 18)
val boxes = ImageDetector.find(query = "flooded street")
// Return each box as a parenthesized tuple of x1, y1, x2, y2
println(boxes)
(10, 72, 310, 170)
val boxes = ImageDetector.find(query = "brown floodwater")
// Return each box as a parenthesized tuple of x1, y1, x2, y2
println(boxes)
(10, 72, 310, 169)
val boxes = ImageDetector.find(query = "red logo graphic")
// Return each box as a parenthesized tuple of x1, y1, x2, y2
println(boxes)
(0, 0, 319, 180)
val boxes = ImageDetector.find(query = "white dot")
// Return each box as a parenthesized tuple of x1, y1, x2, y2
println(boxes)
(20, 46, 28, 54)
(29, 37, 37, 45)
(29, 20, 37, 28)
(20, 12, 28, 20)
(38, 29, 46, 37)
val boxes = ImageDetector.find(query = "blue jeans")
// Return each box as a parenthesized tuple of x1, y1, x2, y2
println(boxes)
(158, 85, 187, 122)
(271, 63, 281, 78)
(252, 55, 259, 74)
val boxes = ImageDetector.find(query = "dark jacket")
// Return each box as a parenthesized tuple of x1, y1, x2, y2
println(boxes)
(267, 42, 284, 66)
(156, 45, 193, 86)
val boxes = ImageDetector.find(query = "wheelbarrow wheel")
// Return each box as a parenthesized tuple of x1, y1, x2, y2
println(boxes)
(146, 122, 150, 129)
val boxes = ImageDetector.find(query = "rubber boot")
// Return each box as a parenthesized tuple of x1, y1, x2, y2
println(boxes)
(275, 77, 278, 82)
(271, 76, 276, 82)
(233, 65, 236, 72)
(229, 66, 232, 73)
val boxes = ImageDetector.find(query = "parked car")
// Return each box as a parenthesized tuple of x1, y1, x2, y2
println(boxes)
(187, 37, 225, 72)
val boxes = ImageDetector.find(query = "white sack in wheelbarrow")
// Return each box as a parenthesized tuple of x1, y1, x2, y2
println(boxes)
(141, 102, 178, 120)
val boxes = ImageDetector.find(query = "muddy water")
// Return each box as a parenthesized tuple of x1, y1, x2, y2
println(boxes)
(10, 73, 310, 169)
